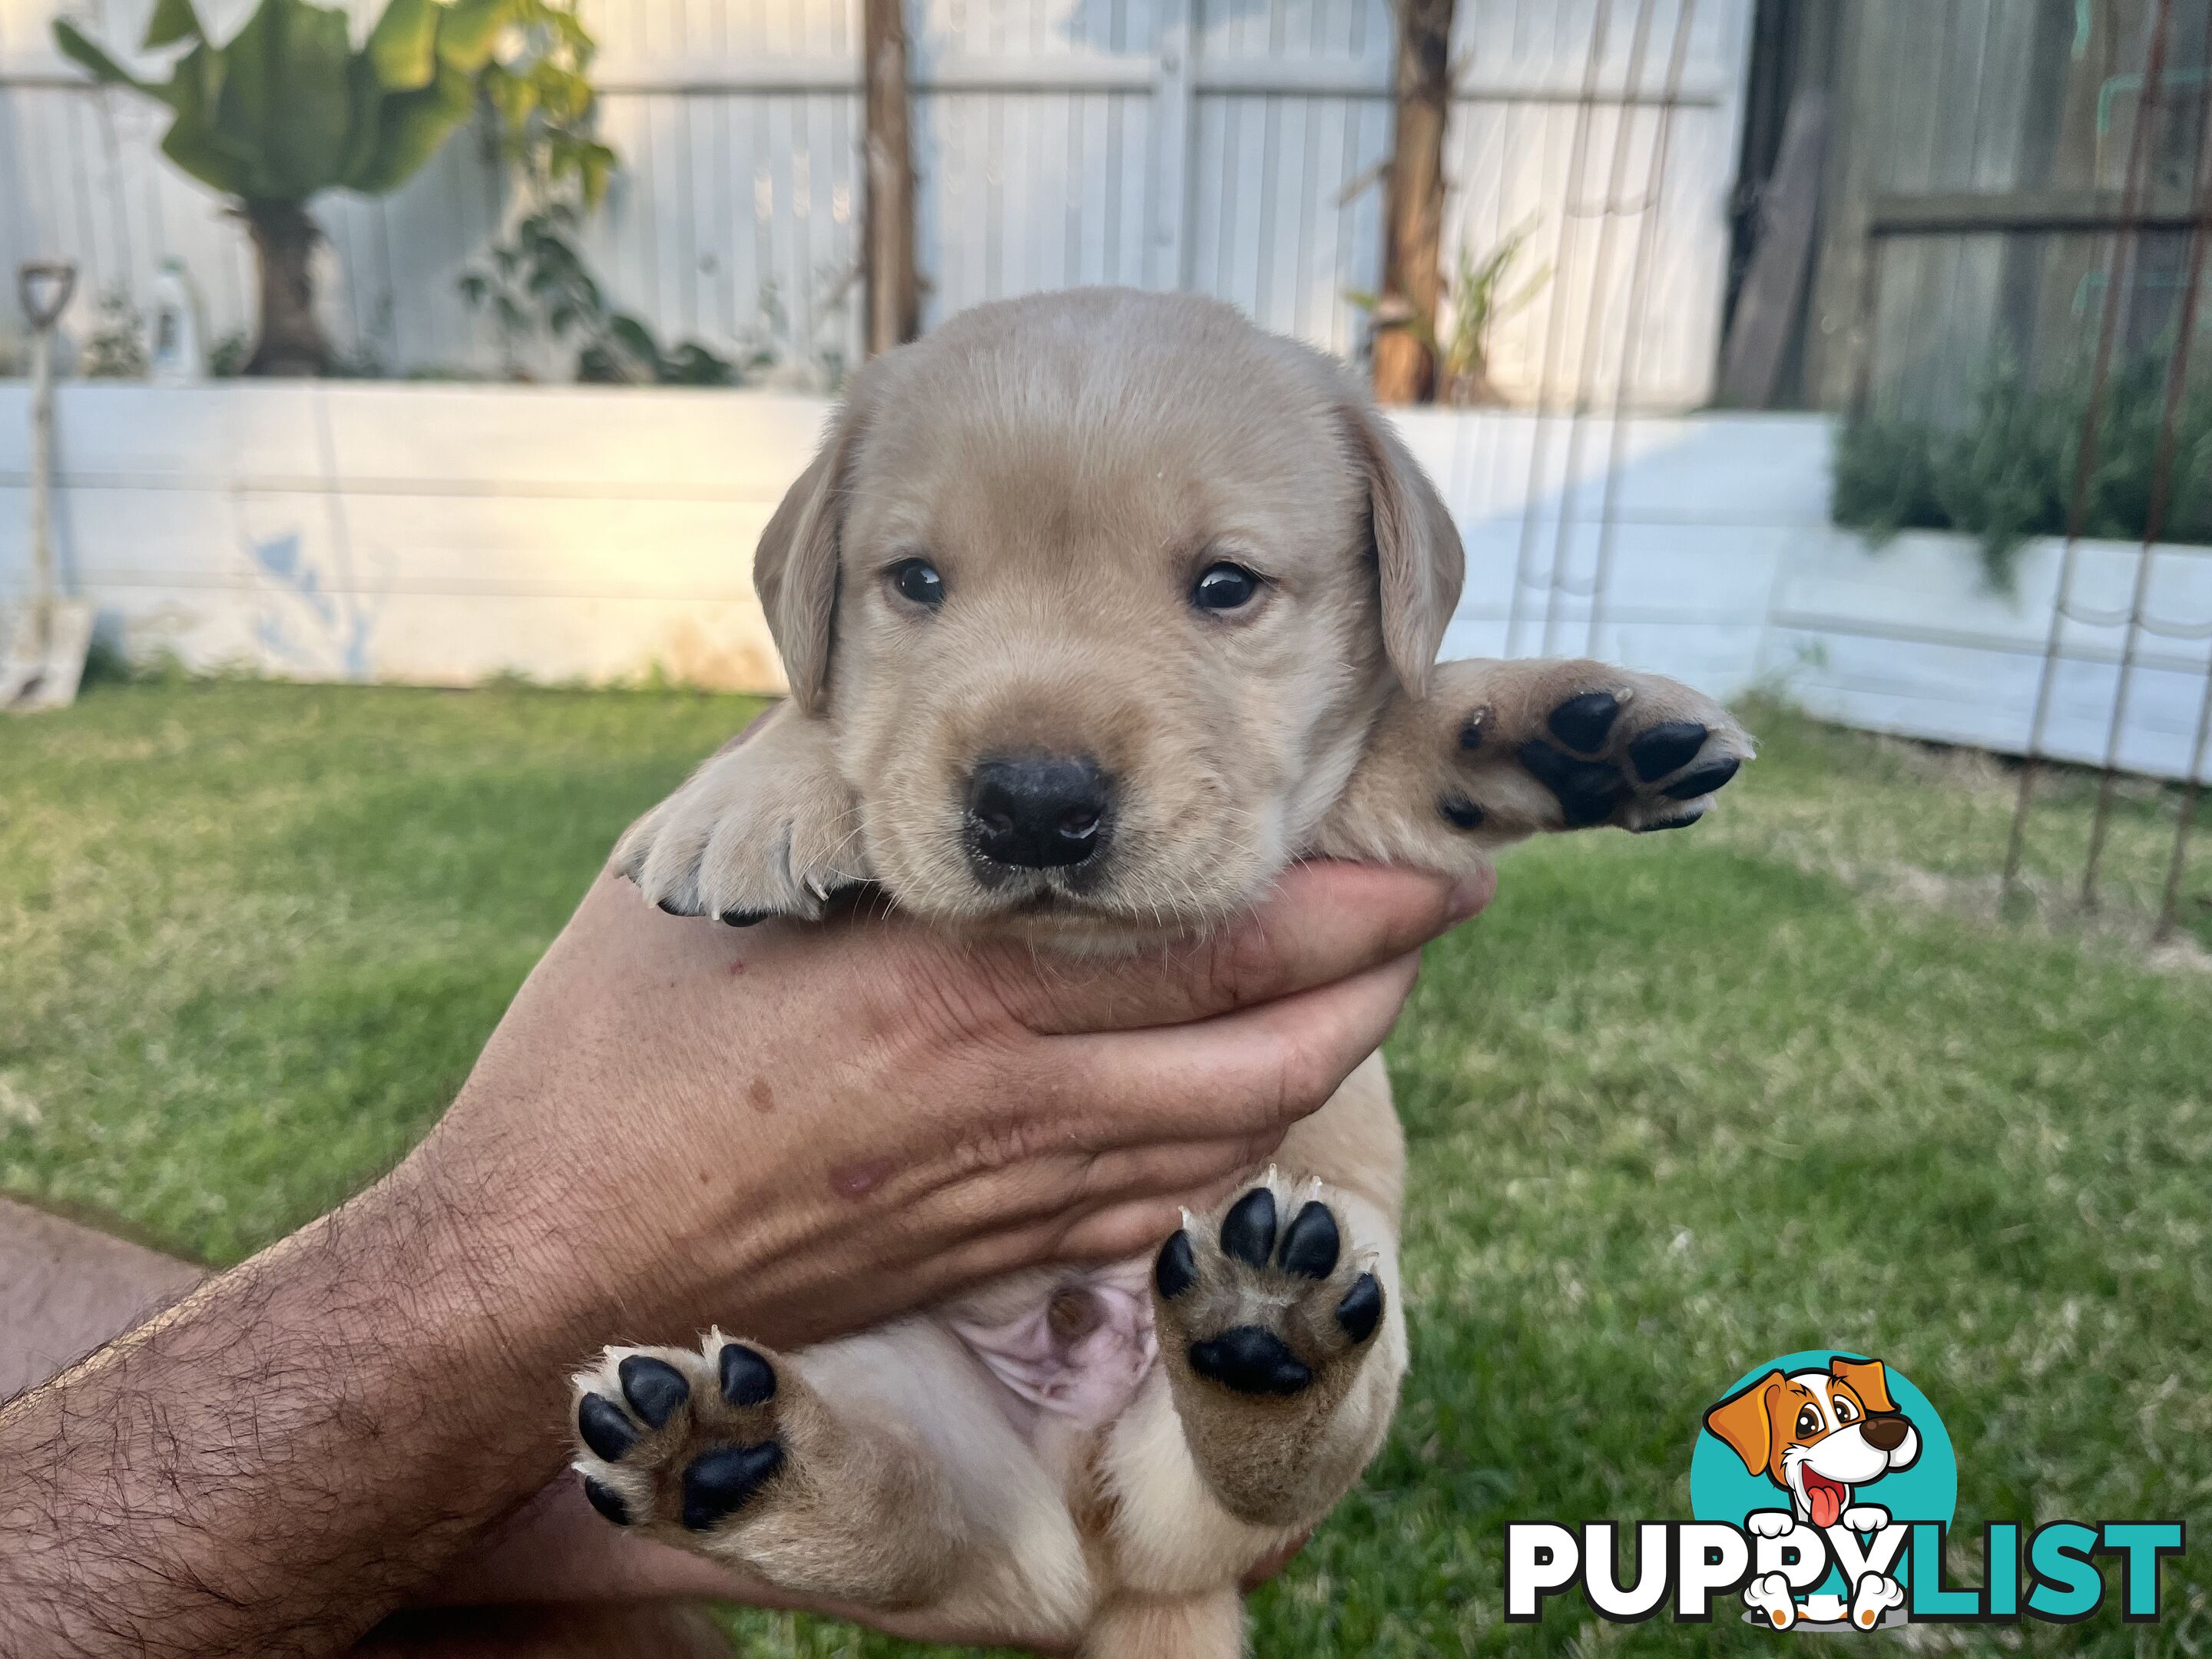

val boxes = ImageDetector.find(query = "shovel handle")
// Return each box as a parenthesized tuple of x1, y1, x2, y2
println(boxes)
(18, 261, 77, 332)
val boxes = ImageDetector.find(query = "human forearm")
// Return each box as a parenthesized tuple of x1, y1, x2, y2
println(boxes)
(0, 1160, 599, 1658)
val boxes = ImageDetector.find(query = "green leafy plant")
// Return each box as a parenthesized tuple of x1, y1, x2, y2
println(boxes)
(459, 197, 750, 386)
(1351, 220, 1551, 406)
(81, 285, 150, 379)
(55, 0, 608, 376)
(1833, 354, 2212, 588)
(207, 329, 250, 377)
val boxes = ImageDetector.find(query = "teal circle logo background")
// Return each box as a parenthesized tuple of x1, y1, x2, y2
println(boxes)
(1689, 1350, 1957, 1596)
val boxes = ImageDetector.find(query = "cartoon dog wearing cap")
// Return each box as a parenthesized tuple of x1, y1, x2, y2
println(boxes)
(1704, 1357, 1920, 1630)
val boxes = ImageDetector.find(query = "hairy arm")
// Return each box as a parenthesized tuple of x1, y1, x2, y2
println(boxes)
(0, 1158, 601, 1656)
(0, 864, 1476, 1657)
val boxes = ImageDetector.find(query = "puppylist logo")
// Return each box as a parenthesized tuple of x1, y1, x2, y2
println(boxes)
(1506, 1350, 2185, 1631)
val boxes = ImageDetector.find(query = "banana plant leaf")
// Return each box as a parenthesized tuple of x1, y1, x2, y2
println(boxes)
(143, 0, 207, 48)
(366, 0, 440, 92)
(346, 59, 475, 194)
(51, 22, 168, 104)
(218, 0, 355, 200)
(52, 0, 537, 207)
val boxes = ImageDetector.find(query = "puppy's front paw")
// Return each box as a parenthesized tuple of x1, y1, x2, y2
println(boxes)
(611, 704, 869, 922)
(1153, 1174, 1393, 1526)
(1746, 1509, 1798, 1539)
(1445, 659, 1753, 835)
(1320, 657, 1753, 869)
(1840, 1504, 1891, 1534)
(571, 1336, 790, 1539)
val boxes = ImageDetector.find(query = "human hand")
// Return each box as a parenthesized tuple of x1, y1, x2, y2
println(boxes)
(412, 859, 1490, 1356)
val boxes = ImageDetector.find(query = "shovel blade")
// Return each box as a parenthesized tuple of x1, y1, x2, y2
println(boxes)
(2, 600, 95, 712)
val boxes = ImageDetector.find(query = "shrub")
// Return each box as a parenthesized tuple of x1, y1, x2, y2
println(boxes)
(1831, 354, 2212, 588)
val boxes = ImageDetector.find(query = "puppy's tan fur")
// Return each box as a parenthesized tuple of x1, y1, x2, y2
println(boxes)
(577, 290, 1753, 1657)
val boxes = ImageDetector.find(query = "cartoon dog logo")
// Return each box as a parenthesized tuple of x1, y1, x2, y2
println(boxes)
(1704, 1356, 1920, 1630)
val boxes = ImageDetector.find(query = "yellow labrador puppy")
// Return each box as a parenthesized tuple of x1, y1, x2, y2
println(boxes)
(569, 289, 1749, 1656)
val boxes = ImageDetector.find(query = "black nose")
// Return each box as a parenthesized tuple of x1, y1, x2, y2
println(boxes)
(1861, 1413, 1909, 1452)
(965, 755, 1111, 869)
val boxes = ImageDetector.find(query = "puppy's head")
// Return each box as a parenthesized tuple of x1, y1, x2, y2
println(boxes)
(1704, 1359, 1921, 1528)
(757, 290, 1462, 942)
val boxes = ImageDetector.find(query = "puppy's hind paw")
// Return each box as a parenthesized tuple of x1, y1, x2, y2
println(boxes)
(570, 1336, 790, 1541)
(1153, 1174, 1396, 1526)
(1851, 1572, 1906, 1629)
(611, 703, 870, 923)
(1744, 1571, 1799, 1630)
(568, 1333, 969, 1604)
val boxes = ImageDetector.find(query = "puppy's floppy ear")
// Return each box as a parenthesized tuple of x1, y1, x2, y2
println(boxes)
(1829, 1356, 1897, 1416)
(756, 379, 876, 714)
(1344, 398, 1464, 698)
(1704, 1370, 1786, 1477)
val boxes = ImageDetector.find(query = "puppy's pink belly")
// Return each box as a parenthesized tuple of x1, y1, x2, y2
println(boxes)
(945, 1260, 1159, 1429)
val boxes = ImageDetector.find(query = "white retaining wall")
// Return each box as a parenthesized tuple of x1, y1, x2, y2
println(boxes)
(3, 382, 2209, 781)
(0, 382, 814, 690)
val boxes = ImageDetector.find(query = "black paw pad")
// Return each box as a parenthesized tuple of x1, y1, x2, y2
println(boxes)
(1219, 1188, 1277, 1269)
(680, 1442, 785, 1532)
(578, 1394, 637, 1462)
(1277, 1201, 1341, 1280)
(1518, 741, 1627, 827)
(1633, 809, 1705, 833)
(1156, 1230, 1197, 1300)
(718, 1343, 777, 1408)
(1439, 793, 1485, 831)
(1662, 757, 1740, 800)
(1459, 707, 1491, 751)
(655, 896, 693, 917)
(1336, 1273, 1384, 1344)
(1548, 690, 1622, 753)
(1628, 720, 1710, 782)
(1188, 1326, 1313, 1397)
(618, 1356, 690, 1429)
(581, 1474, 630, 1526)
(718, 909, 768, 927)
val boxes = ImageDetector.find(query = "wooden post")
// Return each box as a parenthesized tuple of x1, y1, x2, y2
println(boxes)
(1373, 0, 1453, 404)
(863, 0, 919, 355)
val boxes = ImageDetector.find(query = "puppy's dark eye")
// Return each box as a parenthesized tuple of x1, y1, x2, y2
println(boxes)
(1834, 1398, 1856, 1422)
(1796, 1407, 1821, 1437)
(889, 558, 945, 608)
(1193, 561, 1260, 611)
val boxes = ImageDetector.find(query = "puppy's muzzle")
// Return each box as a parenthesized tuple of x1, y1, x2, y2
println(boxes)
(965, 755, 1113, 870)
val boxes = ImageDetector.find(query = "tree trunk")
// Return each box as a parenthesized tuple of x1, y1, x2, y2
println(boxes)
(1373, 0, 1453, 404)
(863, 0, 919, 356)
(243, 200, 329, 377)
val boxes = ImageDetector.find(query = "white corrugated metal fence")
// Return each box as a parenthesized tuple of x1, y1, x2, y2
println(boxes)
(2, 0, 1750, 403)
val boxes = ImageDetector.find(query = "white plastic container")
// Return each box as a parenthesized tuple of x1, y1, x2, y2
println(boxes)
(147, 257, 204, 385)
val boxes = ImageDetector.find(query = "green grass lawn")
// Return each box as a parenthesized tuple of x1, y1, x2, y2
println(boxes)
(3, 680, 2207, 1655)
